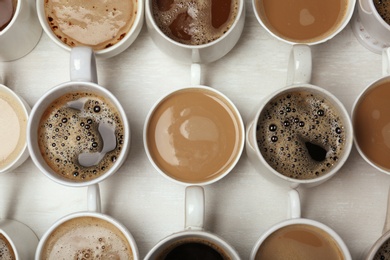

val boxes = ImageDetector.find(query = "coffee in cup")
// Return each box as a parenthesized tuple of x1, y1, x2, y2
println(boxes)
(0, 233, 15, 259)
(374, 0, 390, 25)
(145, 87, 244, 184)
(0, 0, 17, 31)
(151, 0, 239, 45)
(256, 88, 347, 180)
(44, 0, 138, 51)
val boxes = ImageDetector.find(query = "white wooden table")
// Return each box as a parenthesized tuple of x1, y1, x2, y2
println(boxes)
(0, 1, 388, 259)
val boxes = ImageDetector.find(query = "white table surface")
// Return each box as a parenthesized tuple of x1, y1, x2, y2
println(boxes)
(0, 1, 389, 259)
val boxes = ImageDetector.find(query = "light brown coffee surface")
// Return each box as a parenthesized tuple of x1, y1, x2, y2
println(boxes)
(255, 224, 344, 260)
(354, 80, 390, 171)
(151, 0, 239, 45)
(41, 216, 133, 259)
(257, 90, 346, 180)
(256, 0, 348, 43)
(147, 88, 242, 183)
(38, 92, 125, 182)
(44, 0, 137, 50)
(0, 233, 15, 260)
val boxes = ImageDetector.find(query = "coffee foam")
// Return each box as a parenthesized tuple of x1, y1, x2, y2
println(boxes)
(374, 0, 390, 25)
(44, 0, 137, 50)
(38, 92, 125, 182)
(152, 0, 239, 45)
(0, 233, 15, 260)
(41, 216, 133, 259)
(256, 90, 346, 180)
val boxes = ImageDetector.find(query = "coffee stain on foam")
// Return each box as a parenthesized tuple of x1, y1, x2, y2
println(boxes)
(300, 9, 315, 26)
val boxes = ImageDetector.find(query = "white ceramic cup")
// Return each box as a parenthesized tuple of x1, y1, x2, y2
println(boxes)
(0, 80, 31, 174)
(27, 47, 130, 187)
(246, 44, 353, 188)
(0, 0, 42, 61)
(36, 0, 144, 59)
(145, 186, 240, 259)
(35, 184, 139, 259)
(351, 0, 390, 53)
(250, 189, 352, 260)
(253, 0, 356, 45)
(144, 0, 245, 64)
(0, 219, 39, 259)
(352, 48, 390, 175)
(143, 64, 245, 186)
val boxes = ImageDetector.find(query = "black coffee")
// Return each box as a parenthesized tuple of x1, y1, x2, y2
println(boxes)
(374, 238, 390, 260)
(374, 0, 390, 25)
(256, 90, 346, 179)
(159, 241, 228, 260)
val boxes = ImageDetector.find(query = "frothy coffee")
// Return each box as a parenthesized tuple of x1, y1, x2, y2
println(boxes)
(374, 0, 390, 25)
(44, 0, 138, 50)
(256, 90, 346, 180)
(40, 216, 133, 259)
(255, 224, 343, 260)
(374, 237, 390, 260)
(151, 0, 239, 45)
(38, 92, 125, 182)
(0, 233, 15, 260)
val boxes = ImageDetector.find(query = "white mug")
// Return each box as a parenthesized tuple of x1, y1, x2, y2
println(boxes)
(36, 0, 144, 59)
(27, 47, 130, 187)
(252, 0, 356, 45)
(351, 0, 390, 53)
(246, 44, 353, 188)
(143, 64, 245, 186)
(144, 0, 245, 64)
(250, 189, 351, 260)
(35, 184, 139, 259)
(0, 0, 42, 61)
(0, 81, 31, 173)
(145, 186, 240, 259)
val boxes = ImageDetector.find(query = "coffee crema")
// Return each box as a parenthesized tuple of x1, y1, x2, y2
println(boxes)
(151, 0, 239, 45)
(0, 90, 27, 171)
(40, 216, 133, 259)
(256, 90, 346, 180)
(374, 0, 390, 25)
(44, 0, 138, 50)
(0, 233, 15, 260)
(256, 0, 348, 43)
(354, 80, 390, 171)
(255, 224, 344, 260)
(38, 92, 125, 182)
(146, 88, 242, 183)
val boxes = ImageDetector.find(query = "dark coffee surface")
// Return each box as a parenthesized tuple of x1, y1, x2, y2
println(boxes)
(374, 0, 390, 25)
(374, 238, 390, 260)
(163, 242, 224, 260)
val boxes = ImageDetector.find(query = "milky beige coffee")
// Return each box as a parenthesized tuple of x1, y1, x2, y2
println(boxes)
(44, 0, 138, 50)
(0, 233, 15, 260)
(146, 88, 242, 183)
(40, 216, 133, 259)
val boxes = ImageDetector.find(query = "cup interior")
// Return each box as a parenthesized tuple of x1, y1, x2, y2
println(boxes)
(0, 231, 17, 259)
(365, 230, 390, 260)
(0, 0, 20, 34)
(27, 82, 130, 187)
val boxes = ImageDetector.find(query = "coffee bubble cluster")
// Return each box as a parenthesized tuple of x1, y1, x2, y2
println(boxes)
(256, 90, 346, 180)
(374, 238, 390, 260)
(374, 0, 390, 25)
(152, 0, 238, 45)
(0, 234, 14, 260)
(38, 92, 124, 182)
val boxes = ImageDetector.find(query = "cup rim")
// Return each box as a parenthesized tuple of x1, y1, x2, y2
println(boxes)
(0, 84, 30, 173)
(249, 84, 353, 185)
(143, 85, 245, 186)
(0, 228, 19, 259)
(250, 218, 351, 260)
(352, 76, 390, 175)
(144, 0, 245, 50)
(0, 0, 21, 36)
(145, 229, 240, 259)
(251, 0, 356, 45)
(27, 81, 130, 187)
(35, 211, 139, 260)
(35, 0, 144, 57)
(365, 0, 390, 31)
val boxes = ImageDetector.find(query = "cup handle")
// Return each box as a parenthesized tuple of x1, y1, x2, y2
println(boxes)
(70, 47, 98, 83)
(383, 186, 390, 234)
(191, 63, 203, 86)
(246, 121, 257, 152)
(87, 184, 102, 213)
(360, 0, 373, 15)
(185, 186, 205, 231)
(288, 189, 301, 219)
(286, 44, 312, 86)
(382, 47, 390, 76)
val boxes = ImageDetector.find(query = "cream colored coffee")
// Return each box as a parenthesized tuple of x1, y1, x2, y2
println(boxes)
(151, 0, 239, 45)
(256, 0, 348, 43)
(0, 233, 15, 260)
(146, 88, 242, 183)
(41, 216, 133, 259)
(44, 0, 138, 50)
(0, 89, 27, 171)
(255, 224, 344, 260)
(256, 90, 346, 180)
(38, 92, 125, 182)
